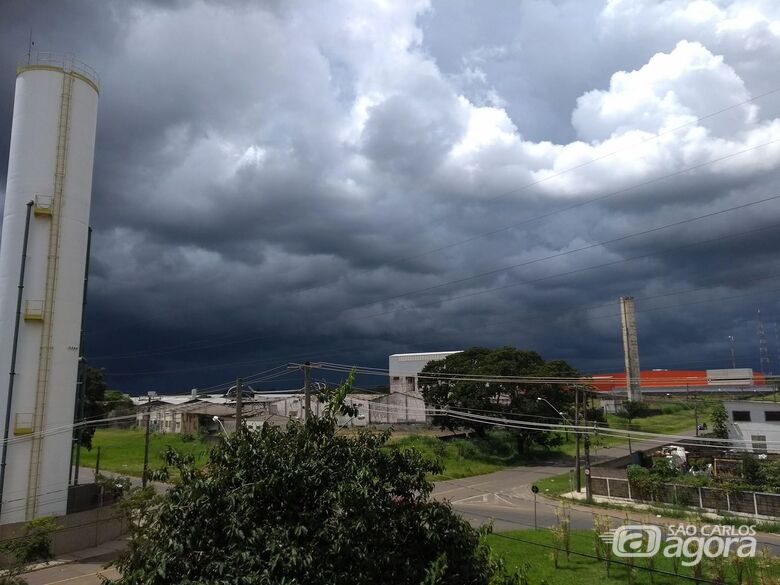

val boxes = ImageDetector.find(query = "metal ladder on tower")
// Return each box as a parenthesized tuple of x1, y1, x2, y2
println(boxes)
(25, 68, 73, 520)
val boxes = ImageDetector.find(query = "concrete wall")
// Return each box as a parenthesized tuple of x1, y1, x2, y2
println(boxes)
(590, 475, 780, 517)
(0, 505, 126, 561)
(370, 393, 426, 424)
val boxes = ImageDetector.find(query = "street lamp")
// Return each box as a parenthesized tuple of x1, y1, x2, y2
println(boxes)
(213, 415, 229, 437)
(537, 397, 571, 440)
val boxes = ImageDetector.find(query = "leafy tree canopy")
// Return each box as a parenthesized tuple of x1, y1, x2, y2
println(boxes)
(108, 375, 520, 585)
(77, 366, 109, 449)
(419, 347, 580, 453)
(710, 403, 729, 440)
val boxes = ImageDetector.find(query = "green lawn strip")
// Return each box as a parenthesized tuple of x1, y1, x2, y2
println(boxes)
(748, 391, 780, 402)
(487, 529, 779, 585)
(534, 468, 583, 497)
(77, 428, 211, 478)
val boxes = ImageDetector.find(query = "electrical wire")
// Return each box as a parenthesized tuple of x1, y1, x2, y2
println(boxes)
(345, 193, 780, 312)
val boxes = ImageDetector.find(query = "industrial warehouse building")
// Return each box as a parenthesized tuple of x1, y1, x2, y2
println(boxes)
(136, 389, 426, 434)
(389, 351, 462, 395)
(589, 368, 771, 395)
(725, 400, 780, 454)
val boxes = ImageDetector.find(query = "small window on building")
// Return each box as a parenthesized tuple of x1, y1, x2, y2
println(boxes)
(751, 435, 767, 453)
(765, 411, 780, 422)
(392, 376, 400, 381)
(732, 411, 751, 422)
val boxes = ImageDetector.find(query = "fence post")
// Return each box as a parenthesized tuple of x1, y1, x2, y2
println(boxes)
(754, 492, 759, 518)
(673, 484, 678, 505)
(726, 492, 731, 512)
(627, 479, 632, 501)
(606, 478, 611, 498)
(698, 487, 703, 508)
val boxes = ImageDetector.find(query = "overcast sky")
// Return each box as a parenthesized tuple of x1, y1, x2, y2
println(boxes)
(2, 0, 780, 393)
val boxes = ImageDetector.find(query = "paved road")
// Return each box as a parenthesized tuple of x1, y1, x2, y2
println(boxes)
(432, 464, 780, 555)
(21, 552, 119, 584)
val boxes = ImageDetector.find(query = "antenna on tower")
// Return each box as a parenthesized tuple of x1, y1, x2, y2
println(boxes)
(757, 308, 771, 375)
(27, 29, 34, 62)
(774, 320, 780, 370)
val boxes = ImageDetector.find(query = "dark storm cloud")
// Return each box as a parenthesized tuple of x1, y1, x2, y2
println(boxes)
(2, 0, 780, 392)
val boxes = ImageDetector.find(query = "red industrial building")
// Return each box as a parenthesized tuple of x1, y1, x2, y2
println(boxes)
(588, 368, 768, 394)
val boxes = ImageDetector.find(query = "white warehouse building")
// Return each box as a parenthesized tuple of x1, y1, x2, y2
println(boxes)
(725, 400, 780, 454)
(389, 351, 462, 395)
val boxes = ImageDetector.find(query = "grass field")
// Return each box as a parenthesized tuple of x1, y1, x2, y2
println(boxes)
(81, 427, 542, 481)
(389, 432, 543, 481)
(80, 401, 715, 481)
(487, 529, 780, 585)
(78, 428, 212, 478)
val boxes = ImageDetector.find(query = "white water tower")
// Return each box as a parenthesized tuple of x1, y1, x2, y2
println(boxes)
(0, 53, 99, 523)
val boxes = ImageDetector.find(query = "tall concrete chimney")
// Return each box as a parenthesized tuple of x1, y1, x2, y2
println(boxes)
(620, 296, 642, 402)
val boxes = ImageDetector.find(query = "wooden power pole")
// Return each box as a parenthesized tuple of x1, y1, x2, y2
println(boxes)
(304, 363, 311, 421)
(235, 378, 243, 430)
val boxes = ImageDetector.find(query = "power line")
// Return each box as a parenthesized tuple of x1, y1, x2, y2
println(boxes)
(352, 219, 780, 323)
(392, 137, 780, 264)
(346, 193, 780, 311)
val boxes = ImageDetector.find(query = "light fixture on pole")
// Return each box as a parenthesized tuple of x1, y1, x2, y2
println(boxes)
(213, 415, 228, 437)
(537, 397, 571, 440)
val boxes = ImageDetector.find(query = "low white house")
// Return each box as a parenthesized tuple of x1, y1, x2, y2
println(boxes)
(725, 400, 780, 453)
(267, 394, 373, 427)
(389, 351, 462, 395)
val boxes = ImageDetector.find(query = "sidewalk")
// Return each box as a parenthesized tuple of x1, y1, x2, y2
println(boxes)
(22, 537, 127, 573)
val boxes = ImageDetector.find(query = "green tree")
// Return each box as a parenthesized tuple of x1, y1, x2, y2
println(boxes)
(76, 368, 131, 448)
(619, 400, 646, 423)
(108, 376, 520, 585)
(76, 366, 109, 449)
(104, 389, 135, 420)
(419, 346, 579, 454)
(711, 403, 728, 439)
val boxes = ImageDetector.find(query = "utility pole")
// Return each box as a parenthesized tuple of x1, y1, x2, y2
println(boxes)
(235, 378, 243, 430)
(584, 434, 592, 503)
(574, 386, 581, 492)
(304, 362, 311, 422)
(72, 227, 92, 487)
(142, 391, 155, 489)
(72, 356, 87, 486)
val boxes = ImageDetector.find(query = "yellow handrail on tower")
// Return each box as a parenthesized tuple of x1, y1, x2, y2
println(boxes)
(26, 67, 73, 520)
